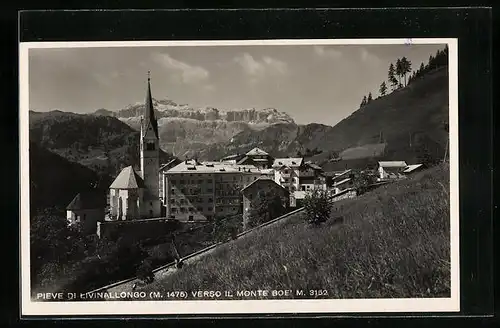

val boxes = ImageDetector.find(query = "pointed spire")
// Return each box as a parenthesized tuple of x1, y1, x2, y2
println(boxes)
(144, 71, 159, 139)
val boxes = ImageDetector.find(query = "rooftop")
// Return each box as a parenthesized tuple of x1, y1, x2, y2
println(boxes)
(378, 161, 408, 168)
(166, 160, 262, 174)
(305, 162, 323, 170)
(67, 189, 106, 210)
(272, 157, 304, 168)
(332, 169, 352, 180)
(246, 147, 269, 156)
(334, 178, 352, 187)
(241, 176, 287, 193)
(403, 164, 424, 173)
(159, 158, 180, 171)
(109, 166, 146, 189)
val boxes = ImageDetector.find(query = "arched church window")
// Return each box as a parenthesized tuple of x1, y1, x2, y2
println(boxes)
(146, 142, 155, 151)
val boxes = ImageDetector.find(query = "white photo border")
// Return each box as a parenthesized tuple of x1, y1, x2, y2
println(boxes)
(19, 38, 459, 316)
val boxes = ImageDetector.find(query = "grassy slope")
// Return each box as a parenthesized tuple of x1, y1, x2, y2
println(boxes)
(142, 164, 450, 299)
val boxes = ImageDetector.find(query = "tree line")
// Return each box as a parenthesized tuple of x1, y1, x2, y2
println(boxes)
(360, 45, 449, 108)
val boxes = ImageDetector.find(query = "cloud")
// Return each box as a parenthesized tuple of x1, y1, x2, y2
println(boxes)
(151, 53, 209, 84)
(313, 46, 343, 59)
(233, 53, 288, 81)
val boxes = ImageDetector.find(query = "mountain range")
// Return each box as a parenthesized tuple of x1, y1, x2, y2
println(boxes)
(92, 100, 294, 159)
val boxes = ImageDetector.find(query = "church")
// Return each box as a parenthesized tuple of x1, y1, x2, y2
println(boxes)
(108, 73, 162, 220)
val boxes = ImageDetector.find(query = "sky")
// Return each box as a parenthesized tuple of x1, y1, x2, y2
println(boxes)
(28, 43, 444, 126)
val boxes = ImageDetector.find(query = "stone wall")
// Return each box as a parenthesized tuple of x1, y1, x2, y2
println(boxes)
(96, 218, 182, 240)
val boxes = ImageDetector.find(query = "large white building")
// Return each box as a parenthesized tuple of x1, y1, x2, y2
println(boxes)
(108, 74, 162, 220)
(162, 160, 263, 222)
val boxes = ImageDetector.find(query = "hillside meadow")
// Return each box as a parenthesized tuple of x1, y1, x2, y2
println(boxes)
(141, 164, 451, 299)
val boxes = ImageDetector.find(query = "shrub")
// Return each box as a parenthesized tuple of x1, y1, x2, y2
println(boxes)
(351, 170, 377, 194)
(136, 258, 154, 282)
(303, 189, 332, 225)
(213, 215, 242, 242)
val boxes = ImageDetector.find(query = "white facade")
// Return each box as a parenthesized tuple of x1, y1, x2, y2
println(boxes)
(273, 158, 326, 192)
(378, 161, 408, 180)
(67, 208, 104, 233)
(108, 76, 162, 221)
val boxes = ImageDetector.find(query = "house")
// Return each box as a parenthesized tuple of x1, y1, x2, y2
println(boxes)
(66, 189, 106, 234)
(236, 147, 274, 169)
(108, 73, 162, 221)
(241, 177, 289, 230)
(159, 158, 182, 200)
(377, 161, 408, 181)
(330, 169, 354, 193)
(273, 158, 326, 192)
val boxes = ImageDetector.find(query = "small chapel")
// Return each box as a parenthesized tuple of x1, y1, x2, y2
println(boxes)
(108, 72, 162, 220)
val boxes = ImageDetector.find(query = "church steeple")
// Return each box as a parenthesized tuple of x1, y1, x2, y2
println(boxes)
(143, 71, 159, 139)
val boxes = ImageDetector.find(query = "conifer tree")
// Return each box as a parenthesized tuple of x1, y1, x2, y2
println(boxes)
(360, 95, 367, 107)
(367, 92, 373, 103)
(401, 56, 412, 86)
(388, 63, 398, 90)
(395, 58, 403, 87)
(379, 81, 387, 96)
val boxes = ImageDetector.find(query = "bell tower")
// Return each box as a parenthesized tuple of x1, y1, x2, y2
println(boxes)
(140, 71, 161, 217)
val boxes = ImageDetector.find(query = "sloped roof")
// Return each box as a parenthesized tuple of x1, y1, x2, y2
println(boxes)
(272, 158, 303, 168)
(332, 169, 352, 180)
(236, 156, 252, 165)
(241, 176, 287, 193)
(378, 161, 407, 168)
(334, 178, 352, 187)
(109, 166, 146, 189)
(305, 162, 323, 170)
(67, 189, 106, 210)
(143, 77, 159, 139)
(403, 164, 424, 173)
(160, 158, 180, 172)
(246, 147, 269, 156)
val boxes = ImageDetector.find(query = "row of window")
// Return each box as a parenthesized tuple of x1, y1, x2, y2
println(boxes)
(171, 207, 213, 214)
(169, 214, 213, 222)
(170, 179, 213, 185)
(171, 197, 214, 204)
(171, 188, 213, 194)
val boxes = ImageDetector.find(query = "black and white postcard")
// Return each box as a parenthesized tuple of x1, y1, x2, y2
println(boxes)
(20, 38, 459, 316)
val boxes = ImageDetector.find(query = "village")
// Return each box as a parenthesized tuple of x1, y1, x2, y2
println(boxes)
(65, 75, 426, 243)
